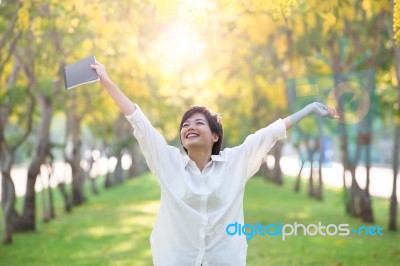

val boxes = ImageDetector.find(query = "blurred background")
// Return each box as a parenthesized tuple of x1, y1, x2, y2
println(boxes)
(0, 0, 399, 265)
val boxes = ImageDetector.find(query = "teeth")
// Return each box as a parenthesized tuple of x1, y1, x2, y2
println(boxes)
(187, 133, 198, 138)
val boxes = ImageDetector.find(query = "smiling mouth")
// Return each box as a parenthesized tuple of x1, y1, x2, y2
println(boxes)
(186, 133, 199, 139)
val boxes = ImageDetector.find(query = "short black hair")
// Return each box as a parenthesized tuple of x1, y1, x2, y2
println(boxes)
(179, 106, 223, 155)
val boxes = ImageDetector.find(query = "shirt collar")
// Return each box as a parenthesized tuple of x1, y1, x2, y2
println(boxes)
(211, 154, 225, 162)
(182, 153, 225, 167)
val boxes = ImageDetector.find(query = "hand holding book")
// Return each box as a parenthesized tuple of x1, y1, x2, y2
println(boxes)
(63, 55, 100, 90)
(90, 60, 112, 87)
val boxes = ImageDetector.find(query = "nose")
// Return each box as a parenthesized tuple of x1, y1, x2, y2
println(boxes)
(187, 123, 196, 131)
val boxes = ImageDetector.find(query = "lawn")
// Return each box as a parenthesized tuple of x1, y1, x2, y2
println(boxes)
(1, 173, 399, 266)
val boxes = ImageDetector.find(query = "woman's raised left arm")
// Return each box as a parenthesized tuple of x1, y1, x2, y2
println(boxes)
(283, 102, 338, 131)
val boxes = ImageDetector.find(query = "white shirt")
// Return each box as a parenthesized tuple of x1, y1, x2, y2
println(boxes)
(125, 106, 287, 266)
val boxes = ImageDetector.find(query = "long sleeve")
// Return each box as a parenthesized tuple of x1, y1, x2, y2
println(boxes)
(125, 105, 170, 175)
(233, 118, 287, 180)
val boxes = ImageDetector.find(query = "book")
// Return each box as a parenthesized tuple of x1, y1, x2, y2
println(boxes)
(63, 55, 100, 90)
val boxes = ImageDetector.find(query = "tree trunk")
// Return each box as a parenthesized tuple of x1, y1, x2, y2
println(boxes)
(87, 159, 98, 195)
(66, 98, 86, 206)
(1, 171, 16, 244)
(389, 124, 400, 230)
(271, 142, 283, 185)
(347, 129, 363, 217)
(257, 159, 269, 179)
(70, 154, 86, 206)
(347, 163, 361, 217)
(47, 164, 56, 219)
(90, 178, 99, 195)
(359, 133, 374, 223)
(128, 145, 139, 178)
(1, 59, 35, 241)
(104, 152, 113, 188)
(307, 140, 318, 197)
(315, 154, 323, 201)
(358, 70, 375, 222)
(389, 2, 400, 231)
(332, 72, 354, 215)
(114, 153, 124, 185)
(112, 113, 128, 185)
(1, 127, 17, 243)
(314, 118, 324, 201)
(40, 173, 50, 223)
(21, 95, 53, 231)
(294, 159, 304, 192)
(346, 138, 363, 218)
(58, 182, 72, 213)
(308, 162, 314, 197)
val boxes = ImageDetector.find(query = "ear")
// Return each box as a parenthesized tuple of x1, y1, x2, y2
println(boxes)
(212, 133, 219, 143)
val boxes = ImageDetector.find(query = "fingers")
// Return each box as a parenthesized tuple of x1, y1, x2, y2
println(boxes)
(90, 62, 105, 72)
(327, 105, 339, 120)
(91, 59, 104, 68)
(315, 102, 339, 120)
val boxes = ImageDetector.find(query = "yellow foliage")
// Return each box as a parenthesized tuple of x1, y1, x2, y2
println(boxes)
(268, 0, 298, 20)
(55, 16, 64, 29)
(341, 4, 355, 19)
(306, 13, 317, 29)
(395, 0, 400, 43)
(292, 16, 304, 37)
(318, 0, 340, 13)
(254, 75, 287, 111)
(320, 12, 336, 34)
(31, 17, 42, 40)
(17, 2, 31, 31)
(255, 75, 267, 90)
(82, 39, 93, 52)
(265, 81, 287, 109)
(361, 0, 372, 17)
(71, 17, 80, 28)
(238, 16, 271, 45)
(373, 0, 391, 12)
(150, 0, 180, 21)
(274, 34, 287, 59)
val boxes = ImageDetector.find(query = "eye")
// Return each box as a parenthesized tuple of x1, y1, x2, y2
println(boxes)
(196, 121, 205, 125)
(182, 123, 189, 128)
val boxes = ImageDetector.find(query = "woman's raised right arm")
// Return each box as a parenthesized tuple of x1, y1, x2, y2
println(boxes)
(91, 61, 174, 175)
(91, 61, 136, 116)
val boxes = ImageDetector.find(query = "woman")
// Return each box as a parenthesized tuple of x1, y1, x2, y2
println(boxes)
(91, 61, 337, 266)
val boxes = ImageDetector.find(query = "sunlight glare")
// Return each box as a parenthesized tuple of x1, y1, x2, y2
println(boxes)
(152, 24, 205, 73)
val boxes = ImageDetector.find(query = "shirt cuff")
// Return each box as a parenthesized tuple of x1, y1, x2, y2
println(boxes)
(273, 118, 287, 141)
(124, 104, 142, 127)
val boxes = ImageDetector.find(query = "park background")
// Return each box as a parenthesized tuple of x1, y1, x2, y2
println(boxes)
(1, 0, 400, 265)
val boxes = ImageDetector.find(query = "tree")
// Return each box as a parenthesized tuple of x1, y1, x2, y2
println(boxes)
(388, 0, 400, 231)
(0, 0, 35, 244)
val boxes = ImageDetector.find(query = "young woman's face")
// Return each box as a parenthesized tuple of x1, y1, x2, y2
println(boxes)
(180, 112, 219, 153)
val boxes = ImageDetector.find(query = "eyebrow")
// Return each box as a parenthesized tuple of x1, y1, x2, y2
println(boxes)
(184, 118, 206, 123)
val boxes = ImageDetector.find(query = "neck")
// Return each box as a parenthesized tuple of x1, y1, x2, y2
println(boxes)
(187, 148, 212, 171)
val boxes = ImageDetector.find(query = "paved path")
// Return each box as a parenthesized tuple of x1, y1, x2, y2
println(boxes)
(278, 156, 399, 201)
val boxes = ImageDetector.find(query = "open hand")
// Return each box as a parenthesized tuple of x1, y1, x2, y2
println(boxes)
(310, 102, 339, 120)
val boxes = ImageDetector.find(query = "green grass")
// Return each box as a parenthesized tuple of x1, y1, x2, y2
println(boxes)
(1, 173, 399, 266)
